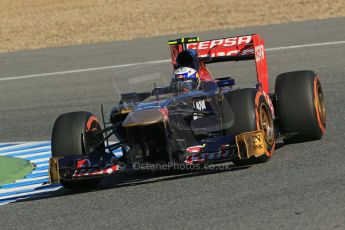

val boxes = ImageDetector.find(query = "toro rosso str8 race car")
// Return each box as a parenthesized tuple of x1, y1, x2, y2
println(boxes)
(49, 34, 326, 190)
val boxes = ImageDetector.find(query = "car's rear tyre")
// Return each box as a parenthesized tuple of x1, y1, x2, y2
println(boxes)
(221, 88, 275, 165)
(52, 111, 104, 190)
(275, 71, 326, 143)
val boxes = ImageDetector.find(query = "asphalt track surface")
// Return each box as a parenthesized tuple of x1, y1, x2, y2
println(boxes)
(0, 18, 345, 229)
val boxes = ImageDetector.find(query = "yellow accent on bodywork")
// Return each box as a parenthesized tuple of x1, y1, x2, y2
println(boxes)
(168, 37, 199, 45)
(49, 157, 61, 184)
(235, 130, 267, 159)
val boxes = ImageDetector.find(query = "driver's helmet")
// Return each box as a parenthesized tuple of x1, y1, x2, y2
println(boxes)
(176, 49, 200, 71)
(171, 67, 200, 93)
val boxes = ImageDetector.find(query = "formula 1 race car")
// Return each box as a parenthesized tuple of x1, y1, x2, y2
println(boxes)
(49, 34, 326, 190)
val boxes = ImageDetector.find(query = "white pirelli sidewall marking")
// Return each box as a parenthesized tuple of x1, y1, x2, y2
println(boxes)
(0, 40, 345, 82)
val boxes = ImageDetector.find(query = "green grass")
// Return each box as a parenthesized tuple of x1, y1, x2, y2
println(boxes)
(0, 156, 34, 185)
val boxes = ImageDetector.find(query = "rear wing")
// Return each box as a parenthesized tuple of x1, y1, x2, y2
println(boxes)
(168, 34, 269, 93)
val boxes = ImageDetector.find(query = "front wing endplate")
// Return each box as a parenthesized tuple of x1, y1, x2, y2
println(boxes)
(235, 130, 266, 159)
(49, 157, 61, 184)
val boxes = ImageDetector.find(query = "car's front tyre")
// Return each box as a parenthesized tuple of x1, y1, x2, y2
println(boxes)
(221, 88, 275, 165)
(51, 111, 104, 190)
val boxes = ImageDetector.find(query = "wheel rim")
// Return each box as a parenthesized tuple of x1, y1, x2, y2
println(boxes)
(259, 104, 274, 145)
(316, 81, 326, 126)
(84, 116, 104, 154)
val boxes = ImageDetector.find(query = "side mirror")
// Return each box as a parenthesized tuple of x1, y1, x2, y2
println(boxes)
(152, 86, 171, 95)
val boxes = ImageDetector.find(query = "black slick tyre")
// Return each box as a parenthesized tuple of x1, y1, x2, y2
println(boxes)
(51, 111, 104, 190)
(221, 88, 275, 165)
(275, 71, 326, 143)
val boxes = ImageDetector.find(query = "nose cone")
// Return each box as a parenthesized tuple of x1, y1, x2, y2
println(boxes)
(122, 109, 165, 127)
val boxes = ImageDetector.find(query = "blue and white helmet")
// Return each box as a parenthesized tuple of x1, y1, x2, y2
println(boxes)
(172, 67, 200, 92)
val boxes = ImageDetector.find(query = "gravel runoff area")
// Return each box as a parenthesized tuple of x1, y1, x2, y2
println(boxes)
(1, 0, 345, 53)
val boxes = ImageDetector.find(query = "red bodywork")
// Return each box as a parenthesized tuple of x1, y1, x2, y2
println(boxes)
(169, 34, 269, 94)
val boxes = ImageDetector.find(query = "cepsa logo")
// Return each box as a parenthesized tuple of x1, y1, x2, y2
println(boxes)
(255, 45, 265, 61)
(186, 35, 252, 50)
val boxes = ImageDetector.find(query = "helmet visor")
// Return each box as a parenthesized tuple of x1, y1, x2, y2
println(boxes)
(172, 79, 198, 93)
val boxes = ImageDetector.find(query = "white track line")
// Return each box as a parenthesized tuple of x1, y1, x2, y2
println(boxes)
(32, 169, 48, 174)
(266, 40, 345, 51)
(14, 176, 49, 183)
(0, 185, 61, 201)
(0, 146, 50, 156)
(0, 142, 49, 152)
(30, 157, 50, 164)
(0, 184, 45, 194)
(0, 40, 344, 82)
(0, 59, 169, 82)
(35, 163, 49, 168)
(15, 151, 51, 159)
